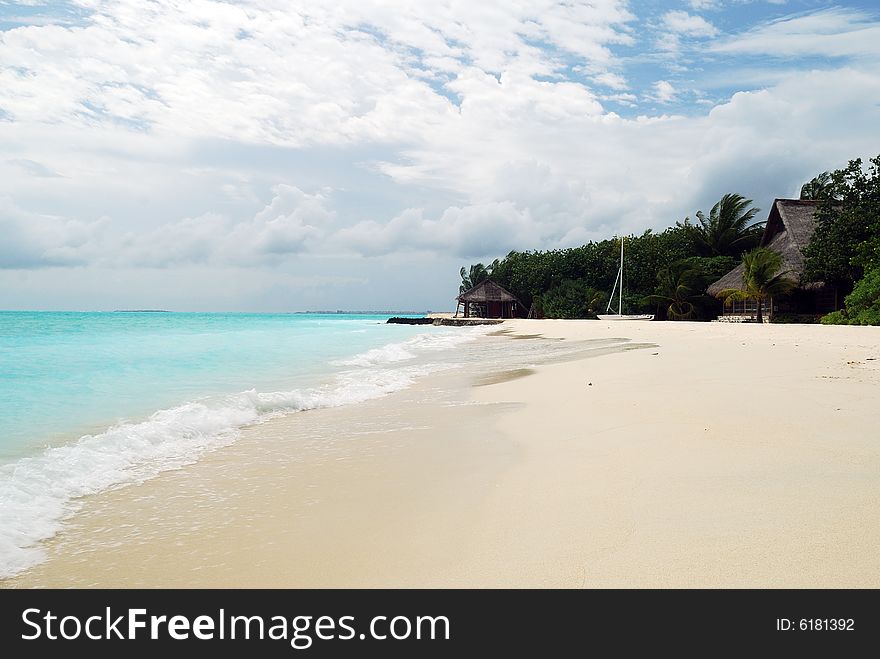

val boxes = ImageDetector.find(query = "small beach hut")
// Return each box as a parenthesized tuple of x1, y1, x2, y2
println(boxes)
(456, 280, 526, 319)
(707, 199, 840, 321)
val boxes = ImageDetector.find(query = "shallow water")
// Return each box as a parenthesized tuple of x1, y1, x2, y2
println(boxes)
(0, 312, 642, 578)
(0, 311, 477, 576)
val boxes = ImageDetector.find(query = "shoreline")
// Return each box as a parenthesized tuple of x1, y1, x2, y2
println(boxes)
(5, 320, 880, 588)
(4, 364, 523, 588)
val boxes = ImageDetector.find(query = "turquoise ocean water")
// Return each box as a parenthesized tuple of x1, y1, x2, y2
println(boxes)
(0, 311, 480, 577)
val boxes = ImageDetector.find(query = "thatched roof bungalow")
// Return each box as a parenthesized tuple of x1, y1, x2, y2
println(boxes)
(456, 280, 526, 319)
(708, 199, 839, 320)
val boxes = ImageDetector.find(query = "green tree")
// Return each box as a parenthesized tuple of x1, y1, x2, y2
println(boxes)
(615, 228, 696, 299)
(677, 193, 763, 258)
(715, 248, 796, 323)
(681, 255, 739, 288)
(459, 261, 494, 294)
(541, 279, 607, 319)
(800, 171, 838, 201)
(645, 256, 735, 320)
(491, 248, 602, 310)
(850, 157, 880, 273)
(821, 266, 880, 325)
(803, 156, 880, 289)
(643, 261, 703, 320)
(489, 227, 697, 314)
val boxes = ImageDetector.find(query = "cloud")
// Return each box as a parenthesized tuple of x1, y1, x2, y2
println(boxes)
(333, 202, 542, 258)
(0, 184, 332, 269)
(1, 1, 880, 311)
(649, 80, 678, 103)
(125, 185, 332, 267)
(0, 197, 105, 268)
(712, 7, 880, 58)
(0, 0, 636, 150)
(662, 11, 719, 37)
(592, 72, 629, 90)
(247, 185, 332, 256)
(654, 32, 682, 54)
(600, 92, 638, 106)
(6, 158, 61, 177)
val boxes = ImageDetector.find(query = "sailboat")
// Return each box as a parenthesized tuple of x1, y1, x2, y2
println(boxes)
(596, 236, 654, 321)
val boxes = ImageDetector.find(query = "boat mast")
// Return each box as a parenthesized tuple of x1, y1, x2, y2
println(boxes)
(605, 237, 622, 314)
(619, 236, 624, 316)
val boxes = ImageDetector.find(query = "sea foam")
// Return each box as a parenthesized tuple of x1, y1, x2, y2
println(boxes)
(0, 327, 484, 578)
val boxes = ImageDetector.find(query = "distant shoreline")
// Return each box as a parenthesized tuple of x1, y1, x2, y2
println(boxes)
(297, 310, 440, 315)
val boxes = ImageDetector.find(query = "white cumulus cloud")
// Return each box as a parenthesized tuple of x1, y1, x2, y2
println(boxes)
(122, 185, 332, 267)
(650, 80, 679, 104)
(0, 1, 879, 310)
(662, 10, 719, 37)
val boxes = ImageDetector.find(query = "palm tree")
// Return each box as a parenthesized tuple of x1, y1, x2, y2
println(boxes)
(677, 193, 763, 257)
(716, 247, 796, 323)
(643, 261, 702, 320)
(459, 261, 495, 294)
(799, 171, 837, 201)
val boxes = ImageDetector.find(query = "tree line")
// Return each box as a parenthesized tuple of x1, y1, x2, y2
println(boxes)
(458, 153, 880, 324)
(802, 155, 880, 325)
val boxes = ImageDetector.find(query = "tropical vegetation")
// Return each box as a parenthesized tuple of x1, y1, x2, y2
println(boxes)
(714, 248, 796, 324)
(456, 152, 880, 324)
(644, 256, 734, 321)
(459, 261, 496, 294)
(802, 155, 880, 326)
(676, 193, 763, 257)
(799, 172, 837, 201)
(821, 268, 880, 326)
(461, 196, 760, 320)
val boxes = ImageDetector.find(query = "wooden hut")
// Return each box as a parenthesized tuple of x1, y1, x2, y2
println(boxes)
(707, 199, 839, 321)
(456, 280, 526, 319)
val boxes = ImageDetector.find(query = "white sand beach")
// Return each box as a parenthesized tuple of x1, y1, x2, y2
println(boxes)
(6, 320, 880, 588)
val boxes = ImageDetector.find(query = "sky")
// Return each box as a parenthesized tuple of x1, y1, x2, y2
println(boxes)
(1, 0, 879, 312)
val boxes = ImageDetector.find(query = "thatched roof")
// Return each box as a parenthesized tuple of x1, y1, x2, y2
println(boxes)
(457, 279, 521, 303)
(707, 199, 822, 296)
(708, 262, 747, 296)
